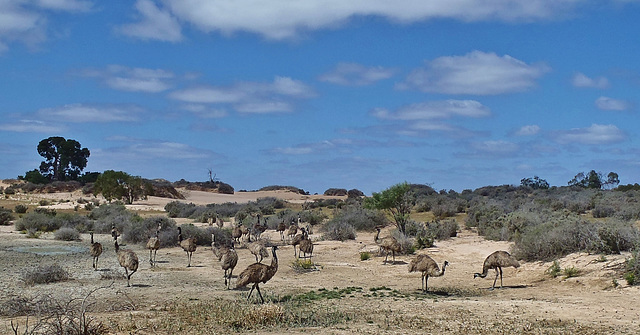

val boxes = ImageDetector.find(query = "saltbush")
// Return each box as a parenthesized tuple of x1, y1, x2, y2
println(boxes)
(0, 207, 13, 225)
(322, 221, 356, 241)
(15, 212, 61, 232)
(54, 227, 80, 241)
(22, 264, 70, 285)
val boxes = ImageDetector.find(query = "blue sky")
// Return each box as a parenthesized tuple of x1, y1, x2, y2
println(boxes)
(1, 1, 639, 194)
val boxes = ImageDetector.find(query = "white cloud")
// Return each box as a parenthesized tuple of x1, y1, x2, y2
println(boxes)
(169, 77, 314, 113)
(37, 104, 143, 123)
(0, 120, 64, 133)
(36, 0, 92, 12)
(571, 72, 610, 89)
(399, 51, 549, 95)
(0, 0, 92, 52)
(180, 104, 228, 118)
(79, 65, 175, 93)
(372, 100, 490, 120)
(157, 0, 580, 41)
(595, 96, 630, 111)
(554, 124, 626, 145)
(117, 0, 182, 42)
(515, 125, 541, 136)
(319, 63, 395, 86)
(471, 140, 519, 155)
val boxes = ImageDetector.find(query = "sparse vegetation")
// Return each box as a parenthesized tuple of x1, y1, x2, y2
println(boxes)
(21, 264, 70, 285)
(54, 227, 80, 241)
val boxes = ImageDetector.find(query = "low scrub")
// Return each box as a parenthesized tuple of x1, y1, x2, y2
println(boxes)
(54, 227, 80, 241)
(22, 264, 70, 285)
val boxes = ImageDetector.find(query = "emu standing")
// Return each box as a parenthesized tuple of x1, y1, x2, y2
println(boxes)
(298, 229, 314, 260)
(220, 243, 238, 289)
(276, 219, 287, 241)
(114, 236, 139, 287)
(374, 228, 402, 264)
(247, 240, 269, 263)
(89, 232, 102, 271)
(287, 220, 298, 241)
(235, 246, 279, 303)
(146, 225, 161, 267)
(290, 227, 306, 257)
(408, 254, 448, 293)
(177, 226, 197, 267)
(474, 250, 521, 290)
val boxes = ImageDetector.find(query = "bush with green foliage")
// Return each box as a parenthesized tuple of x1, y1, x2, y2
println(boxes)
(326, 205, 387, 232)
(54, 227, 80, 241)
(89, 203, 138, 234)
(0, 207, 13, 225)
(322, 221, 356, 241)
(14, 204, 28, 214)
(15, 212, 61, 232)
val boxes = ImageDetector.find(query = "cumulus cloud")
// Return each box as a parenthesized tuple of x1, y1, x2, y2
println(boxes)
(554, 124, 626, 145)
(571, 72, 610, 89)
(152, 0, 580, 41)
(595, 96, 631, 111)
(117, 0, 182, 42)
(319, 63, 395, 86)
(515, 125, 541, 136)
(36, 0, 92, 12)
(399, 51, 549, 95)
(371, 100, 490, 120)
(169, 77, 314, 114)
(37, 103, 144, 123)
(80, 65, 175, 93)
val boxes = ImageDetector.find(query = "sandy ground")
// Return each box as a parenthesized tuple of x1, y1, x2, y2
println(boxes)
(1, 187, 639, 334)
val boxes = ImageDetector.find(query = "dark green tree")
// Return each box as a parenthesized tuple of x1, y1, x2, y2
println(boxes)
(520, 176, 549, 189)
(364, 182, 413, 235)
(37, 136, 90, 181)
(568, 170, 618, 189)
(93, 170, 150, 204)
(20, 169, 50, 184)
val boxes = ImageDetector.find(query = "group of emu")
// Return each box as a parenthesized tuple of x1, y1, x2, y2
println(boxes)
(88, 216, 520, 303)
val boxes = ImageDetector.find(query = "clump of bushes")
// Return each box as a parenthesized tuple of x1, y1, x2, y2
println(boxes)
(14, 204, 28, 214)
(0, 207, 13, 225)
(322, 221, 356, 241)
(22, 264, 70, 285)
(54, 227, 80, 241)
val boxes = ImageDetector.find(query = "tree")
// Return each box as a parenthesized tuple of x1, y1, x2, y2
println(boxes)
(364, 182, 413, 235)
(568, 170, 618, 189)
(20, 169, 50, 184)
(520, 176, 549, 190)
(37, 137, 90, 181)
(93, 170, 150, 204)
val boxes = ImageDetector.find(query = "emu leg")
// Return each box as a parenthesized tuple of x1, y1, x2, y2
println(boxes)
(491, 268, 499, 290)
(255, 284, 264, 304)
(124, 268, 130, 287)
(247, 283, 257, 301)
(499, 267, 504, 288)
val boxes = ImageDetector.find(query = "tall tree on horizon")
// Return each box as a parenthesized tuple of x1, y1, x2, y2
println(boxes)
(37, 136, 90, 182)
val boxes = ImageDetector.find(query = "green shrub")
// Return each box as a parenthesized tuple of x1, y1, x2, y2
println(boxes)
(22, 264, 70, 285)
(360, 252, 371, 261)
(563, 266, 580, 278)
(0, 207, 13, 225)
(54, 227, 80, 241)
(322, 221, 356, 241)
(546, 260, 561, 278)
(14, 204, 28, 214)
(625, 249, 640, 285)
(15, 212, 61, 232)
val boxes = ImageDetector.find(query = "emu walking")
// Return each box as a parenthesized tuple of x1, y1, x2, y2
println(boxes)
(298, 228, 314, 259)
(408, 254, 448, 293)
(146, 225, 161, 267)
(374, 227, 402, 264)
(114, 236, 139, 287)
(89, 232, 102, 271)
(178, 226, 197, 267)
(474, 250, 520, 290)
(235, 246, 279, 303)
